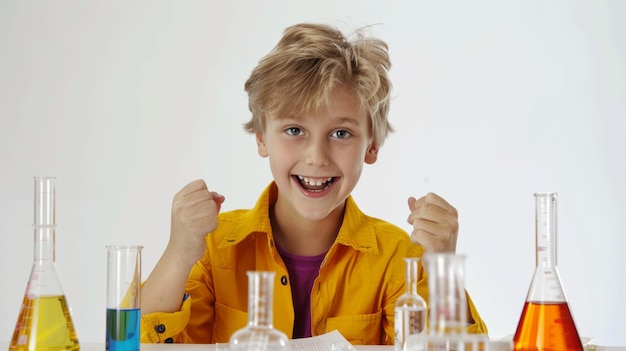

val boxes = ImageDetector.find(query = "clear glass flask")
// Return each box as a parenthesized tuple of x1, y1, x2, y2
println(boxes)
(394, 257, 427, 351)
(513, 192, 583, 351)
(10, 177, 80, 351)
(229, 271, 290, 351)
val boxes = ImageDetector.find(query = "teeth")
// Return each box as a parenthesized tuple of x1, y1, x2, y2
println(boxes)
(297, 176, 333, 186)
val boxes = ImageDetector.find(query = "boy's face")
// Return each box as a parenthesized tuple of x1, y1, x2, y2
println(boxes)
(256, 85, 378, 222)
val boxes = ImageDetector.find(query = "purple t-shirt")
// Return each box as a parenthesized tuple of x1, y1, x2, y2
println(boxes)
(275, 241, 326, 338)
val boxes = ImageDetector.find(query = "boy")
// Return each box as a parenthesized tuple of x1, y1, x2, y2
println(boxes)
(140, 22, 488, 344)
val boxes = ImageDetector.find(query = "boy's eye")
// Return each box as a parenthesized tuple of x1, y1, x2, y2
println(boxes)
(285, 127, 302, 136)
(332, 130, 352, 139)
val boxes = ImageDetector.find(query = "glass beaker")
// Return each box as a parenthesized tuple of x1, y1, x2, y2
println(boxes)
(394, 257, 427, 351)
(423, 253, 488, 351)
(106, 245, 143, 351)
(422, 253, 467, 336)
(513, 192, 583, 351)
(229, 271, 290, 351)
(9, 177, 80, 351)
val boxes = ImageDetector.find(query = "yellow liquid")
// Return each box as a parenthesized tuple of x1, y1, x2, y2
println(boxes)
(10, 295, 80, 351)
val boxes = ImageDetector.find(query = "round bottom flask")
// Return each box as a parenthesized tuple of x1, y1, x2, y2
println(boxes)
(229, 271, 290, 351)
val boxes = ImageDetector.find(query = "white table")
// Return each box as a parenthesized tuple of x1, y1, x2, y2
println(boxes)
(2, 341, 625, 351)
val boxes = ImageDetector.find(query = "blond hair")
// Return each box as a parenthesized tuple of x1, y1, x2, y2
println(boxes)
(243, 23, 393, 147)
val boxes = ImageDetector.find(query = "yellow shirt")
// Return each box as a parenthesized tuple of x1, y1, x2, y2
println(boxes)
(140, 182, 488, 345)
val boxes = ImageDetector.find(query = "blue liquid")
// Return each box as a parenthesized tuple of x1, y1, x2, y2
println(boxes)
(106, 308, 140, 351)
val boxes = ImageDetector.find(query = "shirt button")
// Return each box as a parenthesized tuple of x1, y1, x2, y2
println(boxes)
(165, 338, 174, 343)
(155, 324, 166, 333)
(281, 275, 288, 285)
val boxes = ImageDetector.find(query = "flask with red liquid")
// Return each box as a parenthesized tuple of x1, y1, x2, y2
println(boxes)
(513, 192, 583, 351)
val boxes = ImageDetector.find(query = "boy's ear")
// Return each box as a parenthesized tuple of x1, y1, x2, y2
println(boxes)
(256, 132, 269, 157)
(364, 142, 379, 164)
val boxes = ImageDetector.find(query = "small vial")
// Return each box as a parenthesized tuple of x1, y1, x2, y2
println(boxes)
(394, 257, 427, 351)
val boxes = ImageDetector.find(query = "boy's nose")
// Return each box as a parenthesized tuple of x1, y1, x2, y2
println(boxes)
(304, 139, 330, 166)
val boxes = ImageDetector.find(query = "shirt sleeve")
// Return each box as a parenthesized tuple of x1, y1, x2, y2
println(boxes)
(466, 293, 489, 334)
(140, 293, 192, 343)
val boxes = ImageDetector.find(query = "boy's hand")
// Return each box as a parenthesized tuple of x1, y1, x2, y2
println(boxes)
(168, 179, 225, 266)
(407, 193, 458, 253)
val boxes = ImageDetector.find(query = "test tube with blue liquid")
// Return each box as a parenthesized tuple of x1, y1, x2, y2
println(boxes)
(106, 245, 143, 351)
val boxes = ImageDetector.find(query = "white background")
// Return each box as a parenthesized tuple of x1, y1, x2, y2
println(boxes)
(1, 0, 624, 346)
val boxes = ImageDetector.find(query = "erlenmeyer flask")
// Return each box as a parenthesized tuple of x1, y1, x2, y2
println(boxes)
(229, 271, 290, 351)
(394, 257, 427, 351)
(513, 192, 583, 351)
(9, 177, 80, 351)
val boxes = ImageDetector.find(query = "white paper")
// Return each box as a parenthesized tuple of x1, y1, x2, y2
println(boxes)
(289, 330, 356, 351)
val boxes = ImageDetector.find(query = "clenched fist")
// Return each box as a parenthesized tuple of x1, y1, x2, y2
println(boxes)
(407, 192, 458, 253)
(168, 179, 225, 266)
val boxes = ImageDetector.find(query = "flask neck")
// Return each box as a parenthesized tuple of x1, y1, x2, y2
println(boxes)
(32, 177, 57, 263)
(535, 192, 558, 267)
(404, 258, 420, 295)
(247, 272, 275, 328)
(34, 225, 56, 262)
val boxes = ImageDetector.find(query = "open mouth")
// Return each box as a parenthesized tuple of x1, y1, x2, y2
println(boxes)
(295, 175, 336, 192)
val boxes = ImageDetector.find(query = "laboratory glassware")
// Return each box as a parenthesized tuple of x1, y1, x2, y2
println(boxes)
(423, 253, 488, 351)
(423, 253, 467, 335)
(229, 271, 290, 351)
(106, 245, 143, 351)
(9, 176, 80, 351)
(513, 192, 583, 351)
(394, 257, 427, 351)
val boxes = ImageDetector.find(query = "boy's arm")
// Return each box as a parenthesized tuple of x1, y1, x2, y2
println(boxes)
(407, 193, 488, 330)
(141, 179, 224, 315)
(141, 261, 218, 344)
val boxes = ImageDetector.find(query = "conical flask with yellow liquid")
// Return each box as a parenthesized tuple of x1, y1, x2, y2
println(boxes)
(10, 177, 80, 351)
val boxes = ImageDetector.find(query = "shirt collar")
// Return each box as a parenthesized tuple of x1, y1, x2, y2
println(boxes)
(219, 182, 380, 255)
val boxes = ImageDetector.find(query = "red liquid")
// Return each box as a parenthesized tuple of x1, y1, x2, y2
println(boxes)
(513, 302, 583, 351)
